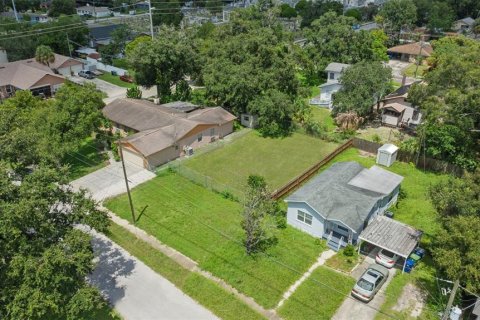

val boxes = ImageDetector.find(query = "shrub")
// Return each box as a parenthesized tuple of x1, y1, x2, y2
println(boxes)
(343, 244, 355, 256)
(126, 86, 142, 99)
(304, 119, 328, 139)
(372, 133, 381, 143)
(220, 190, 238, 202)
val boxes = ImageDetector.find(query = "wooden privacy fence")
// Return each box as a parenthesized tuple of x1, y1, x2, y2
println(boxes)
(270, 139, 353, 200)
(351, 138, 463, 175)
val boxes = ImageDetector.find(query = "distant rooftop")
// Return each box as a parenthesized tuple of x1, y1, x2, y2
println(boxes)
(325, 62, 350, 73)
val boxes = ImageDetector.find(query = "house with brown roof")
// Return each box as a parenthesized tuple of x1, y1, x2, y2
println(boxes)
(387, 42, 433, 62)
(378, 82, 422, 128)
(103, 98, 236, 169)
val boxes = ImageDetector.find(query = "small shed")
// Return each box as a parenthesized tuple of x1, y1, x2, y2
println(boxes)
(240, 113, 258, 128)
(376, 144, 399, 167)
(358, 216, 423, 273)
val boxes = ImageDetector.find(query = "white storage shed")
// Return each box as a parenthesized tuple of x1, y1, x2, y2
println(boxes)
(376, 144, 399, 167)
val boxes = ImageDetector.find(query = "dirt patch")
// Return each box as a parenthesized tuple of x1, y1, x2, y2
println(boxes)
(392, 283, 427, 318)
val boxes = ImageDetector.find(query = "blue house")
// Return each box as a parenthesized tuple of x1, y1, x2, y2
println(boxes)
(285, 162, 403, 251)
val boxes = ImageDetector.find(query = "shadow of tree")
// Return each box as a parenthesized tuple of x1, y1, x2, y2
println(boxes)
(88, 235, 136, 304)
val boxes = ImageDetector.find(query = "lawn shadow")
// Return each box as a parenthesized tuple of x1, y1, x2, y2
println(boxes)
(88, 235, 136, 304)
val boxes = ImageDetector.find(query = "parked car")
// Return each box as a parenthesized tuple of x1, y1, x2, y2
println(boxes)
(78, 70, 95, 79)
(375, 249, 399, 268)
(351, 264, 389, 302)
(119, 74, 133, 83)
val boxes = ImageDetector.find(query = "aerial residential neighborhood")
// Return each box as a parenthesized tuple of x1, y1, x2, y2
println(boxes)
(0, 0, 479, 319)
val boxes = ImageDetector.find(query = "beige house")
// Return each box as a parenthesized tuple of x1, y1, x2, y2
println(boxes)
(103, 99, 236, 169)
(387, 42, 433, 62)
(378, 83, 422, 128)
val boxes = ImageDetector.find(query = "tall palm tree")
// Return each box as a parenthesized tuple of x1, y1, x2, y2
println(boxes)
(35, 45, 55, 67)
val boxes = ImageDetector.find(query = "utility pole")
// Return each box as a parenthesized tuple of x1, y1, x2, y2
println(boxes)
(119, 143, 136, 224)
(414, 37, 424, 78)
(442, 279, 460, 320)
(148, 0, 154, 39)
(66, 33, 72, 58)
(11, 0, 19, 22)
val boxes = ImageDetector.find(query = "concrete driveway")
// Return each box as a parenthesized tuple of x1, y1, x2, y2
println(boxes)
(332, 252, 397, 320)
(68, 76, 126, 103)
(71, 161, 155, 202)
(86, 228, 218, 320)
(387, 60, 416, 86)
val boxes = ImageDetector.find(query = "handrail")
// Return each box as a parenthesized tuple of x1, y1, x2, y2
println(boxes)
(338, 236, 344, 251)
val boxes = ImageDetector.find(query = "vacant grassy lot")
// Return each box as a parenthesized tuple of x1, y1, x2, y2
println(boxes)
(105, 171, 326, 308)
(107, 223, 264, 320)
(402, 64, 429, 78)
(278, 266, 355, 320)
(97, 73, 135, 88)
(64, 137, 108, 180)
(182, 131, 339, 193)
(323, 148, 448, 241)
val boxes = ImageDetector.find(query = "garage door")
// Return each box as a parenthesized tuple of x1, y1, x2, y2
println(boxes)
(122, 148, 145, 168)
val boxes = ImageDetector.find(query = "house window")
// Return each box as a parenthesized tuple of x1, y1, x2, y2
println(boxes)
(197, 133, 202, 142)
(297, 210, 313, 225)
(210, 128, 215, 136)
(175, 145, 179, 150)
(337, 225, 349, 233)
(244, 115, 250, 121)
(329, 72, 335, 80)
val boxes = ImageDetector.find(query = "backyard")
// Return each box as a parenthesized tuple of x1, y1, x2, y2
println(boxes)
(105, 170, 327, 309)
(181, 130, 340, 194)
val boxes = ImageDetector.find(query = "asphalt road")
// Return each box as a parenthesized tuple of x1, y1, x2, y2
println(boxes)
(87, 228, 218, 320)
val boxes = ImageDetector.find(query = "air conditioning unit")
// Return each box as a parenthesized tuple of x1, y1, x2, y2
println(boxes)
(184, 146, 193, 157)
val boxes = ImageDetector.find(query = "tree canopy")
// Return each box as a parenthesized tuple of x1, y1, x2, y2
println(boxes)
(302, 12, 387, 82)
(35, 45, 55, 66)
(201, 8, 303, 135)
(332, 61, 393, 117)
(410, 36, 480, 169)
(378, 0, 417, 37)
(127, 25, 197, 101)
(295, 0, 343, 28)
(49, 0, 76, 17)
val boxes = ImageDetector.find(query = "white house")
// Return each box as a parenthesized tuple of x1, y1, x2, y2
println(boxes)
(76, 4, 111, 18)
(310, 62, 350, 109)
(285, 162, 403, 251)
(453, 17, 475, 33)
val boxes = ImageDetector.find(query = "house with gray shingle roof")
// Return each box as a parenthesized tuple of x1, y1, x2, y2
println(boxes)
(285, 162, 403, 250)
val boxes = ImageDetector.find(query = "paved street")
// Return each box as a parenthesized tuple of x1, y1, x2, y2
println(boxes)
(86, 228, 218, 320)
(71, 161, 155, 202)
(68, 76, 127, 103)
(332, 252, 397, 320)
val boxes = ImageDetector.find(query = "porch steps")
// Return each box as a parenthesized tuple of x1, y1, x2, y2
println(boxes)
(326, 236, 346, 252)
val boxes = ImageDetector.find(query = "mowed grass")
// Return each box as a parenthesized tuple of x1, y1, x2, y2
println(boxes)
(278, 267, 355, 320)
(310, 107, 336, 131)
(107, 223, 264, 320)
(323, 148, 448, 242)
(64, 137, 108, 180)
(402, 63, 429, 78)
(325, 249, 362, 273)
(182, 131, 339, 192)
(105, 171, 327, 308)
(97, 73, 135, 88)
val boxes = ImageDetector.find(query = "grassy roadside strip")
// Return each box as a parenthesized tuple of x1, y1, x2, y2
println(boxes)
(106, 223, 265, 320)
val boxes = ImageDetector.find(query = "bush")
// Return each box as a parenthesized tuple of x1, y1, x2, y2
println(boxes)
(372, 133, 382, 143)
(304, 119, 328, 139)
(126, 86, 142, 99)
(220, 190, 238, 202)
(343, 244, 355, 257)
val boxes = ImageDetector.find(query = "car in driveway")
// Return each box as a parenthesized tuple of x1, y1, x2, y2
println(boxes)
(375, 249, 399, 268)
(79, 70, 95, 79)
(351, 263, 389, 302)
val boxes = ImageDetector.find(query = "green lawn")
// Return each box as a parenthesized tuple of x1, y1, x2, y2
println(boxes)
(402, 64, 429, 78)
(323, 148, 448, 242)
(105, 171, 327, 309)
(107, 223, 264, 320)
(325, 249, 361, 273)
(97, 73, 135, 88)
(182, 131, 339, 193)
(64, 137, 108, 180)
(311, 107, 336, 131)
(278, 267, 355, 320)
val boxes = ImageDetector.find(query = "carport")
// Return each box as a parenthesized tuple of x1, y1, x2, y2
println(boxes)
(358, 216, 423, 273)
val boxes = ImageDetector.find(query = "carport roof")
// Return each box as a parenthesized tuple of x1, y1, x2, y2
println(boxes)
(359, 216, 422, 258)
